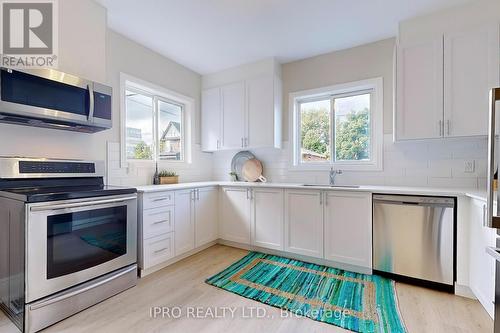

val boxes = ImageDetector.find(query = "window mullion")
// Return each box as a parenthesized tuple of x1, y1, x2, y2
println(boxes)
(330, 96, 335, 165)
(153, 96, 159, 162)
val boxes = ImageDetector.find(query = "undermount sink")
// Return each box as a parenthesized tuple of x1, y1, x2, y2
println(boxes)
(301, 184, 360, 188)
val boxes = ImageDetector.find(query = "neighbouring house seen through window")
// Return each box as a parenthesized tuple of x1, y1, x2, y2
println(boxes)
(125, 89, 184, 161)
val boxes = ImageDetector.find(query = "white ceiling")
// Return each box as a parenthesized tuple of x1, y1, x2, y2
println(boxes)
(96, 0, 473, 75)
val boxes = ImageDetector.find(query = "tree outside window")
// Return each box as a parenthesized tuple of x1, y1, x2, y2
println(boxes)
(299, 92, 371, 164)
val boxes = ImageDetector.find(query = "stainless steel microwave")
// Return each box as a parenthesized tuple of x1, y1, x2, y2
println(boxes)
(0, 67, 112, 133)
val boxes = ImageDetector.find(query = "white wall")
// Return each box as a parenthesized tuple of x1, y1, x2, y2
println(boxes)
(106, 30, 213, 186)
(0, 0, 212, 186)
(398, 0, 500, 45)
(58, 0, 107, 83)
(0, 0, 108, 161)
(212, 37, 488, 189)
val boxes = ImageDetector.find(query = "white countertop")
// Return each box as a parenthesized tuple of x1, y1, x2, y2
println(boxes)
(135, 181, 487, 201)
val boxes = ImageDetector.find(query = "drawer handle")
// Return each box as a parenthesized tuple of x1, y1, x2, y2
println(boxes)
(152, 219, 169, 225)
(154, 247, 169, 254)
(152, 197, 170, 202)
(147, 210, 171, 216)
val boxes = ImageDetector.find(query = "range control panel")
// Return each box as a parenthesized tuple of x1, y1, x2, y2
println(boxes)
(19, 161, 96, 174)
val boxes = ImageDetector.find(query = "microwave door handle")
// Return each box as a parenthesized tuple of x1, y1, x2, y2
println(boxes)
(487, 88, 500, 227)
(87, 83, 95, 122)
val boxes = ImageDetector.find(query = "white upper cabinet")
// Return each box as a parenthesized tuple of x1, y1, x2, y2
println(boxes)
(201, 88, 222, 151)
(444, 24, 500, 137)
(201, 59, 282, 151)
(246, 75, 281, 149)
(324, 192, 372, 269)
(396, 38, 444, 140)
(221, 82, 246, 149)
(284, 190, 324, 258)
(395, 23, 500, 140)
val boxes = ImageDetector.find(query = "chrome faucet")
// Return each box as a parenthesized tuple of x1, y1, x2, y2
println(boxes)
(329, 167, 343, 185)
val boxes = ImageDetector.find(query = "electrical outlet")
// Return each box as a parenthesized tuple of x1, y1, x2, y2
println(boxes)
(464, 160, 475, 173)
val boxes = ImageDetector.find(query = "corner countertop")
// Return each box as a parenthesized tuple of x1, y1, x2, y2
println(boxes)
(134, 181, 487, 201)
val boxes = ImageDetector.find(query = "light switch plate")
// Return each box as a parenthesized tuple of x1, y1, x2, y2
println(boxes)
(464, 160, 475, 173)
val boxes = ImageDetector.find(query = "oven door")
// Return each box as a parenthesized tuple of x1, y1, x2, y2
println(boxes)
(25, 194, 137, 303)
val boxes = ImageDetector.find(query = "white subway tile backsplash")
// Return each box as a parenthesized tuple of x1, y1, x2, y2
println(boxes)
(211, 134, 488, 189)
(107, 142, 214, 186)
(107, 133, 487, 190)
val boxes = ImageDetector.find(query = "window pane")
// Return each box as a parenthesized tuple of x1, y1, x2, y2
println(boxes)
(158, 100, 183, 161)
(334, 93, 371, 161)
(125, 90, 154, 160)
(300, 99, 331, 163)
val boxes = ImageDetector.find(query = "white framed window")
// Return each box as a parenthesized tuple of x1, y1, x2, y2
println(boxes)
(120, 73, 193, 166)
(290, 78, 383, 171)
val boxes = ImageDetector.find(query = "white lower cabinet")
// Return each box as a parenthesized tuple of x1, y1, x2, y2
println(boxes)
(220, 187, 251, 244)
(284, 190, 324, 258)
(251, 188, 284, 250)
(175, 187, 219, 256)
(139, 187, 219, 274)
(220, 187, 284, 250)
(142, 206, 173, 239)
(324, 192, 372, 269)
(195, 187, 219, 247)
(139, 191, 176, 272)
(143, 233, 174, 269)
(140, 186, 374, 275)
(469, 198, 495, 318)
(174, 189, 195, 256)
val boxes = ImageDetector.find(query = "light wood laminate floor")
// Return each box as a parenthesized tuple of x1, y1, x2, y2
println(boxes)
(0, 245, 493, 333)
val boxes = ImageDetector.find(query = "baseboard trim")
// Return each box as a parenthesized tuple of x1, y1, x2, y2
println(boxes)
(216, 239, 372, 275)
(454, 283, 476, 299)
(140, 240, 475, 300)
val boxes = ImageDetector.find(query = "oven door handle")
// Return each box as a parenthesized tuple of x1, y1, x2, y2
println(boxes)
(30, 195, 137, 212)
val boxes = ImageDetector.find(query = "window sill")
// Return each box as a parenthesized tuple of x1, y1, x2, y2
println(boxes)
(289, 162, 383, 172)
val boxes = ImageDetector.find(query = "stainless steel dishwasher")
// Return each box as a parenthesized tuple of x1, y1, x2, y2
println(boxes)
(373, 194, 455, 291)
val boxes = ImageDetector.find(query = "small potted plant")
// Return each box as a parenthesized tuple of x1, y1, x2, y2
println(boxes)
(158, 170, 179, 185)
(229, 171, 238, 182)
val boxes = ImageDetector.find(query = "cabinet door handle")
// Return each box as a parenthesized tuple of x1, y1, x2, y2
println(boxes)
(216, 139, 220, 150)
(196, 189, 200, 200)
(325, 192, 328, 206)
(153, 197, 170, 202)
(244, 137, 248, 147)
(319, 192, 323, 205)
(438, 120, 442, 137)
(152, 219, 169, 225)
(154, 247, 169, 254)
(483, 204, 487, 227)
(241, 138, 244, 148)
(446, 120, 451, 136)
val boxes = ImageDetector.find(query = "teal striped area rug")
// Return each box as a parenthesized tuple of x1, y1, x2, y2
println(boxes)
(205, 252, 407, 333)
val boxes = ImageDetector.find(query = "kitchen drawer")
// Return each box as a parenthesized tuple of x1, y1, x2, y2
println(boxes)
(143, 191, 174, 210)
(143, 233, 174, 268)
(143, 207, 173, 239)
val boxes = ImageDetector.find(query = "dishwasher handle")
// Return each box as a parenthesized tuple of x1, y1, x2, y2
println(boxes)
(373, 194, 454, 207)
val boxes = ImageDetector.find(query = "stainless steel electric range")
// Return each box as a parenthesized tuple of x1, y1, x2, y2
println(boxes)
(0, 157, 138, 332)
